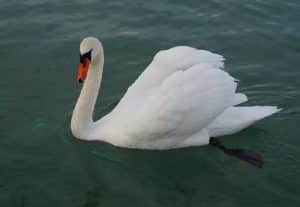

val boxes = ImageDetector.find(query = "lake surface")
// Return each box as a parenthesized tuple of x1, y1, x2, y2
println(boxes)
(1, 0, 300, 206)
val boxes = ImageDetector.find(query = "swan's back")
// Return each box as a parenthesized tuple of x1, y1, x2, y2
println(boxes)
(122, 46, 225, 102)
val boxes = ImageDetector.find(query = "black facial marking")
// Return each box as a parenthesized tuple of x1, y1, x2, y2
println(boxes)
(80, 49, 93, 63)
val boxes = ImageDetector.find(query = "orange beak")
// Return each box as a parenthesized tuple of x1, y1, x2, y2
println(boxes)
(77, 58, 90, 83)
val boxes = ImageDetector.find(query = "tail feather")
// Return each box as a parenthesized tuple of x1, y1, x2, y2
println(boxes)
(208, 106, 281, 137)
(233, 93, 248, 105)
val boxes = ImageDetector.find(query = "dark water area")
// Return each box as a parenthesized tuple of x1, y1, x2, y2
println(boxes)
(1, 0, 300, 206)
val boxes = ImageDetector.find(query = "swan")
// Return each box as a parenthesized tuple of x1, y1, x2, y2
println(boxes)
(71, 37, 280, 167)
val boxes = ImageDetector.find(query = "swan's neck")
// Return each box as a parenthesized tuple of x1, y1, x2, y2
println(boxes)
(71, 57, 103, 139)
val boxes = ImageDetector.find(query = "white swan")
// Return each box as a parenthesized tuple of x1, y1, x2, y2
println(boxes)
(71, 37, 280, 151)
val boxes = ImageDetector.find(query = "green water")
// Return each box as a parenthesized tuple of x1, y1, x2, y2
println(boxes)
(1, 0, 300, 206)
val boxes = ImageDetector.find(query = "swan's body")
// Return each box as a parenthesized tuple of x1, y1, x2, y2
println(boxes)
(71, 37, 280, 150)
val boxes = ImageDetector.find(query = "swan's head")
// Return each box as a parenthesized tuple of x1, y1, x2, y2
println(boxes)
(77, 37, 103, 83)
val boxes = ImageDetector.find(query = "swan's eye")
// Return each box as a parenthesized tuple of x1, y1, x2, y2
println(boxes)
(80, 49, 92, 63)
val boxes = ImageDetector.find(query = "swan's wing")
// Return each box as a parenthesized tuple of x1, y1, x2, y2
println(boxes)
(109, 63, 237, 143)
(121, 46, 225, 102)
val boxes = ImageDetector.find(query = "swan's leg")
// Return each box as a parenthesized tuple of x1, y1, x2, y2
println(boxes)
(209, 137, 264, 168)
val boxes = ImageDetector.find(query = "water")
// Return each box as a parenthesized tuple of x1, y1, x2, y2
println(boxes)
(1, 0, 300, 206)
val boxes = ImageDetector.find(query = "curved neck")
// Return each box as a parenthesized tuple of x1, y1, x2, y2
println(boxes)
(71, 55, 103, 138)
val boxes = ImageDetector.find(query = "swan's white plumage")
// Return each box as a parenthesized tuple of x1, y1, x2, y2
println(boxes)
(72, 38, 280, 149)
(232, 93, 248, 105)
(122, 46, 225, 101)
(207, 106, 281, 137)
(105, 63, 236, 148)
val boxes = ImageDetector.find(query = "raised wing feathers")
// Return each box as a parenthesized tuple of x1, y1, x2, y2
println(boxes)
(121, 46, 225, 102)
(112, 62, 237, 142)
